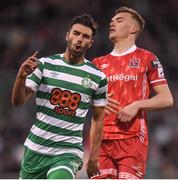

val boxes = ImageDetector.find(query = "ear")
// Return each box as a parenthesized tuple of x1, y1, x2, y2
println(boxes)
(66, 32, 69, 41)
(130, 26, 139, 35)
(88, 39, 94, 48)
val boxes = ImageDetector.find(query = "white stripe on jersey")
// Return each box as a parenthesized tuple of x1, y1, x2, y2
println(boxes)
(31, 125, 82, 144)
(119, 172, 139, 179)
(36, 112, 83, 131)
(93, 99, 107, 107)
(44, 56, 103, 78)
(29, 67, 43, 79)
(26, 79, 38, 92)
(24, 138, 83, 159)
(150, 79, 166, 84)
(43, 69, 99, 88)
(95, 84, 108, 95)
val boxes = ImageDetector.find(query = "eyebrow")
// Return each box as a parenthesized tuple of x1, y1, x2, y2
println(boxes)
(73, 30, 91, 38)
(111, 16, 124, 22)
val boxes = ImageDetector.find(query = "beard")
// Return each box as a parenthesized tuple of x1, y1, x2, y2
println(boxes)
(68, 42, 85, 57)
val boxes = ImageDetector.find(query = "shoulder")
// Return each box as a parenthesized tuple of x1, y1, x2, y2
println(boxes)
(37, 54, 64, 68)
(92, 53, 110, 62)
(41, 54, 62, 63)
(136, 48, 158, 60)
(85, 60, 107, 79)
(85, 59, 103, 72)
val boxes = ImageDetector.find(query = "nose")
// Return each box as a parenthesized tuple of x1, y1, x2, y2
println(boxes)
(77, 35, 83, 43)
(110, 21, 114, 28)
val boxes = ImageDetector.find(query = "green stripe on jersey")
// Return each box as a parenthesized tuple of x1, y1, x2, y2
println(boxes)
(41, 77, 94, 96)
(28, 74, 41, 85)
(37, 105, 85, 124)
(44, 62, 101, 84)
(93, 92, 106, 100)
(99, 77, 108, 88)
(25, 53, 107, 157)
(34, 119, 82, 137)
(28, 132, 83, 151)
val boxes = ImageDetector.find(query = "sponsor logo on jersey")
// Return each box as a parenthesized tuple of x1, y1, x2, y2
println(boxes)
(129, 58, 140, 68)
(70, 160, 81, 174)
(108, 74, 138, 82)
(81, 76, 92, 88)
(50, 88, 81, 117)
(100, 64, 109, 69)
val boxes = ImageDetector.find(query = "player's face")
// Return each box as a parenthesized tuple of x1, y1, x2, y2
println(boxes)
(66, 24, 93, 57)
(109, 12, 138, 42)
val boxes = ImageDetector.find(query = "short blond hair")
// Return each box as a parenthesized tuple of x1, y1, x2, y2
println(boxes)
(115, 6, 145, 36)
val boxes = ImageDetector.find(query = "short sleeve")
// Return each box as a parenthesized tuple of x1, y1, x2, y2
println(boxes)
(92, 72, 108, 107)
(147, 54, 167, 87)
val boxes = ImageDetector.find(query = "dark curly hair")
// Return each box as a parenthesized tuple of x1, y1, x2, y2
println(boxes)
(69, 14, 97, 36)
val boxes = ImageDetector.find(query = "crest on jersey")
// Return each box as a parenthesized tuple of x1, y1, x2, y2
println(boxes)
(129, 58, 140, 68)
(81, 76, 92, 88)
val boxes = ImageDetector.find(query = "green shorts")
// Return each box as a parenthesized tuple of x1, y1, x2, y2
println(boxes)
(19, 148, 83, 179)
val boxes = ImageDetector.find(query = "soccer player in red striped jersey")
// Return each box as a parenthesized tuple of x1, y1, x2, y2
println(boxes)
(90, 6, 174, 179)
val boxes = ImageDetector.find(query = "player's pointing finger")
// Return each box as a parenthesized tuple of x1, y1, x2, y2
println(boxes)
(32, 51, 39, 58)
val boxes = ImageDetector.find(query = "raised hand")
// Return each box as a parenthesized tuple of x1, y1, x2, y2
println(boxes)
(18, 51, 39, 77)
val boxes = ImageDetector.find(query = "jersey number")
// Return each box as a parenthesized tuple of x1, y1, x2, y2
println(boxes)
(50, 88, 81, 111)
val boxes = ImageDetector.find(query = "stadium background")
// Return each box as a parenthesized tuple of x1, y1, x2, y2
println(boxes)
(0, 0, 177, 178)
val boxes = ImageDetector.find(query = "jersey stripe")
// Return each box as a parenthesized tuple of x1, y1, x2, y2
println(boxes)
(34, 119, 82, 137)
(24, 139, 83, 158)
(28, 132, 83, 150)
(25, 54, 107, 159)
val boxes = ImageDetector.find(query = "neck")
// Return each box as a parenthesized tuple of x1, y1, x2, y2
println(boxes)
(113, 38, 135, 54)
(64, 48, 84, 65)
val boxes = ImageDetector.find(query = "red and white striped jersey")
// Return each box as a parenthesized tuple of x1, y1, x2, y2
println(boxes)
(92, 46, 167, 145)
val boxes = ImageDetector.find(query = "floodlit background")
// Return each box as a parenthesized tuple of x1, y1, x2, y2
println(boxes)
(0, 0, 178, 178)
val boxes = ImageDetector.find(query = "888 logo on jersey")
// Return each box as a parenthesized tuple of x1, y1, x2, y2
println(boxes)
(50, 88, 81, 116)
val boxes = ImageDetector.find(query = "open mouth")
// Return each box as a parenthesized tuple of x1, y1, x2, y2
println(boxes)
(74, 44, 82, 52)
(109, 28, 115, 34)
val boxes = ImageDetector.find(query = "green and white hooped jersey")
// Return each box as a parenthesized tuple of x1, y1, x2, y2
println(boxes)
(25, 54, 107, 160)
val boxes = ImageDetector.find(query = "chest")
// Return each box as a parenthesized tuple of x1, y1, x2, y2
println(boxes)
(41, 68, 95, 98)
(100, 57, 147, 83)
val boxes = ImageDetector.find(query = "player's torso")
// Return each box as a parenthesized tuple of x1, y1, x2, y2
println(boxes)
(93, 48, 150, 142)
(25, 55, 102, 157)
(37, 55, 100, 121)
(95, 50, 150, 107)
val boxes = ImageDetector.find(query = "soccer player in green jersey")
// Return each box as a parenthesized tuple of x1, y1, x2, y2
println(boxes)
(12, 14, 107, 179)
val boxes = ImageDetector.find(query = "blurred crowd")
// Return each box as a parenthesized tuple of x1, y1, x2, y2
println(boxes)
(0, 0, 178, 178)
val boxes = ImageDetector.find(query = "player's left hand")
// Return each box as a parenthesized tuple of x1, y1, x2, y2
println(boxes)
(117, 101, 140, 122)
(86, 160, 100, 178)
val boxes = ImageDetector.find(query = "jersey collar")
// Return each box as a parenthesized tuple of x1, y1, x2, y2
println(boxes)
(110, 45, 137, 56)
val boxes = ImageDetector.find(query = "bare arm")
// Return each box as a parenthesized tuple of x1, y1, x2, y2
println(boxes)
(134, 84, 174, 111)
(12, 51, 39, 107)
(86, 106, 105, 178)
(117, 84, 174, 122)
